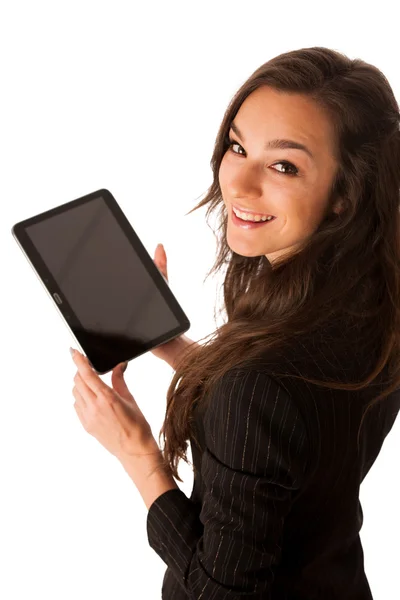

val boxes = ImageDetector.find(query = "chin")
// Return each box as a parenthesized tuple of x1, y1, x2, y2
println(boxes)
(227, 240, 271, 258)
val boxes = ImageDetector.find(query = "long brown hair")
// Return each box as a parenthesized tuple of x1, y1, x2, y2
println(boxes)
(156, 46, 400, 483)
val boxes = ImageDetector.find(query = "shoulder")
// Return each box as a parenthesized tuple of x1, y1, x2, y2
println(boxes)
(203, 368, 310, 487)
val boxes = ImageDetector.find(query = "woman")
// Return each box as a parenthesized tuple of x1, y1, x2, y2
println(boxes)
(147, 46, 400, 598)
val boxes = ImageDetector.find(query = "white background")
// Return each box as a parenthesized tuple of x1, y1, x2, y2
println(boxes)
(1, 1, 399, 598)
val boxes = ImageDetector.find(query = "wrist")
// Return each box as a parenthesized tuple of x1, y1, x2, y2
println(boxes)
(119, 440, 178, 510)
(170, 334, 193, 370)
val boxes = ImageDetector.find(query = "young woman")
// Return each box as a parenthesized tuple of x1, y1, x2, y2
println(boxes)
(145, 46, 400, 599)
(71, 45, 399, 599)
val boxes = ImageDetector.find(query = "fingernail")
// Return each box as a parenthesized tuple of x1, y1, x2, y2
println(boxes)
(121, 361, 128, 373)
(69, 347, 75, 357)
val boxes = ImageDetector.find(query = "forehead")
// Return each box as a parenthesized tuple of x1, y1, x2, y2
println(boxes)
(234, 86, 337, 164)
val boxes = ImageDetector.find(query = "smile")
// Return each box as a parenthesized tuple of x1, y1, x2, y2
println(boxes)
(232, 204, 275, 220)
(231, 206, 277, 229)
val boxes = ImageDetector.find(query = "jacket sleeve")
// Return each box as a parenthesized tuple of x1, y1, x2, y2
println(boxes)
(146, 369, 309, 599)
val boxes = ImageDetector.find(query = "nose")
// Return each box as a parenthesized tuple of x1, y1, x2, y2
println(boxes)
(227, 163, 263, 200)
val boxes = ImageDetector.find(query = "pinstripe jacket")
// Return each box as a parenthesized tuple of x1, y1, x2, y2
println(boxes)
(146, 323, 400, 599)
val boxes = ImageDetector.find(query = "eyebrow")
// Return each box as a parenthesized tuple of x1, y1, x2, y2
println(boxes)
(230, 120, 315, 162)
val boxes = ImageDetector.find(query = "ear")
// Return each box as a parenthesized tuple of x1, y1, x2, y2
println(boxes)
(332, 196, 345, 216)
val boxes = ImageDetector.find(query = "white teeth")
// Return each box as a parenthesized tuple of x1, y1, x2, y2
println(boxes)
(233, 206, 274, 222)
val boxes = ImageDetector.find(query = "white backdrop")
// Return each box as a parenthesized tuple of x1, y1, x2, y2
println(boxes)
(1, 1, 399, 598)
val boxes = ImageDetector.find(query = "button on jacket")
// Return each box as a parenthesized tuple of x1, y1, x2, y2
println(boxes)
(146, 325, 400, 599)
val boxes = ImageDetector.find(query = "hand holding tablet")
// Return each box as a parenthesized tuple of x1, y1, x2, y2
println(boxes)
(151, 243, 199, 369)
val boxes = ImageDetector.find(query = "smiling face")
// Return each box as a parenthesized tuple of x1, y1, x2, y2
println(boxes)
(219, 85, 343, 263)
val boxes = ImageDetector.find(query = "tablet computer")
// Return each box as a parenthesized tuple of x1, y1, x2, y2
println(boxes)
(12, 188, 191, 374)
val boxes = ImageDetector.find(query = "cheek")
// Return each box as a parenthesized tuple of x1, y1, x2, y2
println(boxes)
(288, 204, 325, 240)
(218, 163, 225, 190)
(218, 158, 229, 190)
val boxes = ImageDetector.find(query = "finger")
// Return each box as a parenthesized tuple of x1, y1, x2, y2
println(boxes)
(111, 367, 134, 404)
(120, 361, 129, 374)
(72, 387, 89, 430)
(70, 349, 109, 396)
(155, 245, 168, 280)
(74, 371, 96, 407)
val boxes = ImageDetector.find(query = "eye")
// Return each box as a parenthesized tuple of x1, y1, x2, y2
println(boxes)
(272, 162, 299, 176)
(226, 136, 299, 177)
(227, 137, 245, 156)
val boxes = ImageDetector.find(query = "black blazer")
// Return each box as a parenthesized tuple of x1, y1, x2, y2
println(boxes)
(146, 323, 400, 599)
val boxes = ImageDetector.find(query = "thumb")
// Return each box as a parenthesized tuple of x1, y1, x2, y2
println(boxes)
(111, 362, 133, 402)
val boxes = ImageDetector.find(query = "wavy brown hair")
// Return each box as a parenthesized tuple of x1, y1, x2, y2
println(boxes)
(156, 46, 400, 483)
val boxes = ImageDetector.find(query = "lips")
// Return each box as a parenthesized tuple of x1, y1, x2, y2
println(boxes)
(231, 206, 276, 228)
(233, 204, 275, 218)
